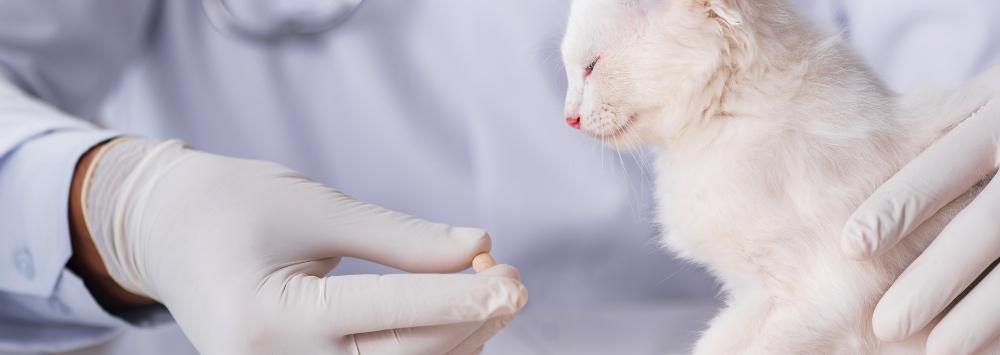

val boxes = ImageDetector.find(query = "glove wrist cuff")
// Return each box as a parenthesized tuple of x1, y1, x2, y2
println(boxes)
(83, 137, 188, 299)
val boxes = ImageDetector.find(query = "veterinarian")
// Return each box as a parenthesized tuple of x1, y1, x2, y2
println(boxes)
(0, 1, 997, 355)
(0, 2, 683, 354)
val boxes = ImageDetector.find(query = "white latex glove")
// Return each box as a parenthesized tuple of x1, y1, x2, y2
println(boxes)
(842, 94, 1000, 354)
(80, 138, 527, 355)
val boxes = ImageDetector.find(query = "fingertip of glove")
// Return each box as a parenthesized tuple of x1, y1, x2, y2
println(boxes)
(512, 279, 529, 311)
(871, 302, 909, 343)
(516, 283, 529, 310)
(451, 277, 527, 324)
(841, 221, 878, 259)
(485, 277, 529, 315)
(450, 227, 492, 253)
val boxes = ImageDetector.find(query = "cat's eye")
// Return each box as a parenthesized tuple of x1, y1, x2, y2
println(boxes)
(585, 57, 600, 77)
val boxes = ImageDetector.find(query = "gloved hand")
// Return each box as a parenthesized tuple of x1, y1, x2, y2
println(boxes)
(78, 137, 527, 355)
(841, 96, 1000, 354)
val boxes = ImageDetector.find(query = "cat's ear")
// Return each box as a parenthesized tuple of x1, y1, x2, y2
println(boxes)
(701, 0, 744, 26)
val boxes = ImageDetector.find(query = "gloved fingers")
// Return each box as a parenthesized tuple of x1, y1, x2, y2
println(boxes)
(441, 264, 523, 355)
(873, 179, 1000, 341)
(926, 263, 1000, 355)
(285, 186, 491, 273)
(350, 265, 523, 355)
(475, 264, 521, 280)
(841, 99, 1000, 259)
(354, 308, 515, 355)
(352, 321, 485, 355)
(286, 273, 527, 336)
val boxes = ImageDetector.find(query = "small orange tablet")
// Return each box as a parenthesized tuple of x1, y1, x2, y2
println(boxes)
(472, 253, 496, 273)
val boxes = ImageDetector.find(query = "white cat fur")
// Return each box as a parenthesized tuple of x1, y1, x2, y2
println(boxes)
(561, 0, 1000, 353)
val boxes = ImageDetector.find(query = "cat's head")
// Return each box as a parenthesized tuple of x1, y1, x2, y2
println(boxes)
(561, 0, 750, 148)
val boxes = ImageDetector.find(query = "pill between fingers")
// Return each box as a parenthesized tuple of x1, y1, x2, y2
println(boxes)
(472, 253, 496, 273)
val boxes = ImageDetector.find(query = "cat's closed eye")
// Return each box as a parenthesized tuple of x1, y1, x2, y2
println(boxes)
(585, 56, 600, 76)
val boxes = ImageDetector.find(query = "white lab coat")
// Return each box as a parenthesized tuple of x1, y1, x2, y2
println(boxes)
(798, 0, 1000, 92)
(0, 1, 995, 354)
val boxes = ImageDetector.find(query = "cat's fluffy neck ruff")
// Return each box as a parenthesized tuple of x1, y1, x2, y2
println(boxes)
(649, 1, 904, 294)
(654, 4, 892, 158)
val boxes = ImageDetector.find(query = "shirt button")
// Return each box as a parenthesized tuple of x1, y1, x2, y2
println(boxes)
(14, 248, 35, 280)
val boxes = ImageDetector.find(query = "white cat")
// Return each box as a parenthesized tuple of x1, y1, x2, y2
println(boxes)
(560, 0, 1000, 354)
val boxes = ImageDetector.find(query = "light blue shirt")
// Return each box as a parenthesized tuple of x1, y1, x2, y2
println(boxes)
(0, 0, 997, 353)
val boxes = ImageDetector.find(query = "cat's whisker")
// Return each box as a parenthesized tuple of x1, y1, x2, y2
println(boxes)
(627, 140, 652, 192)
(611, 134, 645, 222)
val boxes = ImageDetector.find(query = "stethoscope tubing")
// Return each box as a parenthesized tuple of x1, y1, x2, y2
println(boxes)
(201, 0, 364, 41)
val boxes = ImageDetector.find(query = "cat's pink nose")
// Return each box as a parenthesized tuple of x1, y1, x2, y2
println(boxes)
(566, 115, 581, 129)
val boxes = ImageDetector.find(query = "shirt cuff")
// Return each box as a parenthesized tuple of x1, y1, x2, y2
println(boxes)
(0, 128, 119, 297)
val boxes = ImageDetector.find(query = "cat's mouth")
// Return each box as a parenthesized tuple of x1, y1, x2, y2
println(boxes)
(589, 115, 638, 142)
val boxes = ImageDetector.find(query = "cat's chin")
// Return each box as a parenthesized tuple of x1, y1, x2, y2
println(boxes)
(601, 139, 644, 150)
(591, 115, 651, 150)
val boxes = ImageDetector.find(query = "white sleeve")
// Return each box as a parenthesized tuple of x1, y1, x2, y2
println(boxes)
(837, 0, 1000, 92)
(0, 1, 162, 352)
